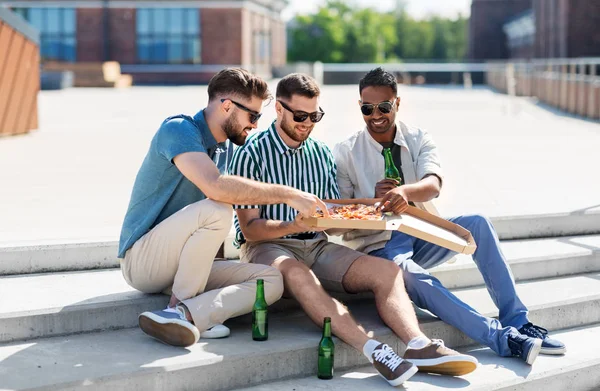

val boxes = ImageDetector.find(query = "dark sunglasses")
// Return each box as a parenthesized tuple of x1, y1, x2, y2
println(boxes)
(221, 98, 262, 124)
(360, 101, 395, 116)
(278, 100, 325, 123)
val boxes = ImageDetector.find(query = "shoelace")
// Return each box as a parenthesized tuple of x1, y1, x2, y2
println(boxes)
(507, 334, 526, 355)
(173, 305, 188, 321)
(373, 344, 403, 372)
(431, 339, 446, 348)
(521, 323, 548, 339)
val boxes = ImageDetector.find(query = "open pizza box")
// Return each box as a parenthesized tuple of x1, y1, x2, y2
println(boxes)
(303, 198, 477, 255)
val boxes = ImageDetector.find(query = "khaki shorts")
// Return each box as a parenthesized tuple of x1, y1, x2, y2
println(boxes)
(240, 233, 363, 293)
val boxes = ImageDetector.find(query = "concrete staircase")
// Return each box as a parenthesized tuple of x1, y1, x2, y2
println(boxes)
(1, 214, 600, 390)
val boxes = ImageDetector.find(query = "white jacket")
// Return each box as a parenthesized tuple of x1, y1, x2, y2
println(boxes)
(333, 120, 443, 253)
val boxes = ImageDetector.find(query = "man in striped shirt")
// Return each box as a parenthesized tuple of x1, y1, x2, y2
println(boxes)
(230, 73, 477, 387)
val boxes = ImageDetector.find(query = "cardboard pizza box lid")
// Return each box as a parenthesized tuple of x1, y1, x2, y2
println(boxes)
(304, 198, 477, 255)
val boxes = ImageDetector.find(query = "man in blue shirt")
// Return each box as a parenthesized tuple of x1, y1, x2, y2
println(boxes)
(119, 68, 328, 347)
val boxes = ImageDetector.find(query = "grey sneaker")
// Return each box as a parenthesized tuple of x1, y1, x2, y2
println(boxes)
(371, 343, 418, 386)
(138, 306, 199, 347)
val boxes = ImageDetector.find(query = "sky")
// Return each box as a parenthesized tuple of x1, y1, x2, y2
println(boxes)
(282, 0, 472, 20)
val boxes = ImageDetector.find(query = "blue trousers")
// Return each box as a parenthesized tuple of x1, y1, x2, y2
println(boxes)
(370, 214, 529, 357)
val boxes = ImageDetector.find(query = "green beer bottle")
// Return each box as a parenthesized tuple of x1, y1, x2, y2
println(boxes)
(252, 279, 268, 341)
(317, 317, 334, 380)
(383, 147, 402, 185)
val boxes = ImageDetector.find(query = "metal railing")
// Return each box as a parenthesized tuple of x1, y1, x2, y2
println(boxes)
(486, 58, 600, 120)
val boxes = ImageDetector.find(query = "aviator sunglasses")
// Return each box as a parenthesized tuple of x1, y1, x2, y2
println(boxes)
(360, 100, 395, 116)
(221, 98, 262, 124)
(278, 100, 325, 123)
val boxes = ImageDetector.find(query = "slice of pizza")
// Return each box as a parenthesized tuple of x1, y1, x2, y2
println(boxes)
(313, 204, 383, 220)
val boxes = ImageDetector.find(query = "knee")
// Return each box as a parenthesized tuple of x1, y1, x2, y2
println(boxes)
(459, 214, 494, 235)
(207, 200, 233, 230)
(369, 258, 403, 290)
(280, 260, 314, 288)
(468, 214, 491, 228)
(212, 200, 234, 221)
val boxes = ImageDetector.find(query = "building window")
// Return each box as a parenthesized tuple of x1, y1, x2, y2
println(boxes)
(13, 7, 77, 62)
(253, 30, 271, 65)
(136, 8, 201, 64)
(503, 11, 536, 49)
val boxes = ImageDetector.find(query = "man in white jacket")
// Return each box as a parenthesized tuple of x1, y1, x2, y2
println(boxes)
(333, 67, 565, 365)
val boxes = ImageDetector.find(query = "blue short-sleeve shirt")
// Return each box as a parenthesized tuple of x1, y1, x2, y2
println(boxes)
(118, 110, 230, 258)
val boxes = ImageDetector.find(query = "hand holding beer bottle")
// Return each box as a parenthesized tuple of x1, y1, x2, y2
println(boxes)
(317, 317, 334, 380)
(252, 279, 268, 341)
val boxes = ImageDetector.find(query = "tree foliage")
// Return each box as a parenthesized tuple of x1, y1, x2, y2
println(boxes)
(287, 1, 468, 63)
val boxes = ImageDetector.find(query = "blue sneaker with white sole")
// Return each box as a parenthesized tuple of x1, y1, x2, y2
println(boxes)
(507, 332, 542, 365)
(518, 323, 566, 355)
(138, 306, 200, 347)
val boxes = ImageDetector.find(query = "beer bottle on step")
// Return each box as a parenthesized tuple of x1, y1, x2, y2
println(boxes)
(383, 147, 402, 185)
(252, 279, 268, 341)
(317, 317, 334, 379)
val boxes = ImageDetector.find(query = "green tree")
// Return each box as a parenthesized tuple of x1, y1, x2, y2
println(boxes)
(287, 7, 346, 62)
(445, 15, 468, 60)
(343, 9, 397, 63)
(430, 17, 448, 60)
(287, 1, 468, 63)
(396, 18, 435, 59)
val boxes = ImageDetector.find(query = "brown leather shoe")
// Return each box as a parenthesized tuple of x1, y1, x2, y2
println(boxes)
(371, 343, 419, 386)
(403, 339, 478, 376)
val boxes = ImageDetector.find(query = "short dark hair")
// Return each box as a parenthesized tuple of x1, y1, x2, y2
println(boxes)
(208, 68, 270, 102)
(359, 67, 397, 96)
(276, 73, 320, 100)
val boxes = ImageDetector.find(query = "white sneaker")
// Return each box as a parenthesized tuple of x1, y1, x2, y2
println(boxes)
(200, 324, 231, 339)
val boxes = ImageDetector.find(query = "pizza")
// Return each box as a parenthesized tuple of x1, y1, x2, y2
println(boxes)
(313, 204, 383, 220)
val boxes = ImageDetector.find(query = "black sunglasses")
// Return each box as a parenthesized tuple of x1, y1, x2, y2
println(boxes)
(360, 101, 395, 116)
(221, 98, 262, 124)
(278, 100, 325, 123)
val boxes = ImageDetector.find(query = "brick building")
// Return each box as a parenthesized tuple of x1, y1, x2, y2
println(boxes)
(469, 0, 600, 60)
(3, 0, 288, 84)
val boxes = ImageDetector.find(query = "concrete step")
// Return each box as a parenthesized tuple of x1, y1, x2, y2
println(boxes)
(235, 324, 600, 391)
(1, 287, 599, 391)
(2, 226, 600, 277)
(0, 238, 118, 276)
(432, 233, 600, 289)
(491, 210, 600, 240)
(2, 257, 600, 344)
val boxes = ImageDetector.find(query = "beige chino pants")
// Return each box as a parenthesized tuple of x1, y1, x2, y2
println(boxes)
(121, 199, 284, 332)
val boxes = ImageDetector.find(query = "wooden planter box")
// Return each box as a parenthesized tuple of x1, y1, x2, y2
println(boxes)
(0, 8, 40, 136)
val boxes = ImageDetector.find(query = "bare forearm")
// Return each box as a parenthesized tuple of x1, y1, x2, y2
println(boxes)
(402, 176, 441, 203)
(208, 175, 296, 205)
(242, 218, 300, 241)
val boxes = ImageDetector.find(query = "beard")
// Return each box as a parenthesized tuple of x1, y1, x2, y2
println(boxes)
(281, 116, 313, 143)
(222, 112, 249, 146)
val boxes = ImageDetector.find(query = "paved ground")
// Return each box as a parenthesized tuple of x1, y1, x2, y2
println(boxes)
(1, 84, 599, 243)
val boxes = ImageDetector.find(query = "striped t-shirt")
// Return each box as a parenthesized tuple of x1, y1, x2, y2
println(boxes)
(228, 122, 340, 246)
